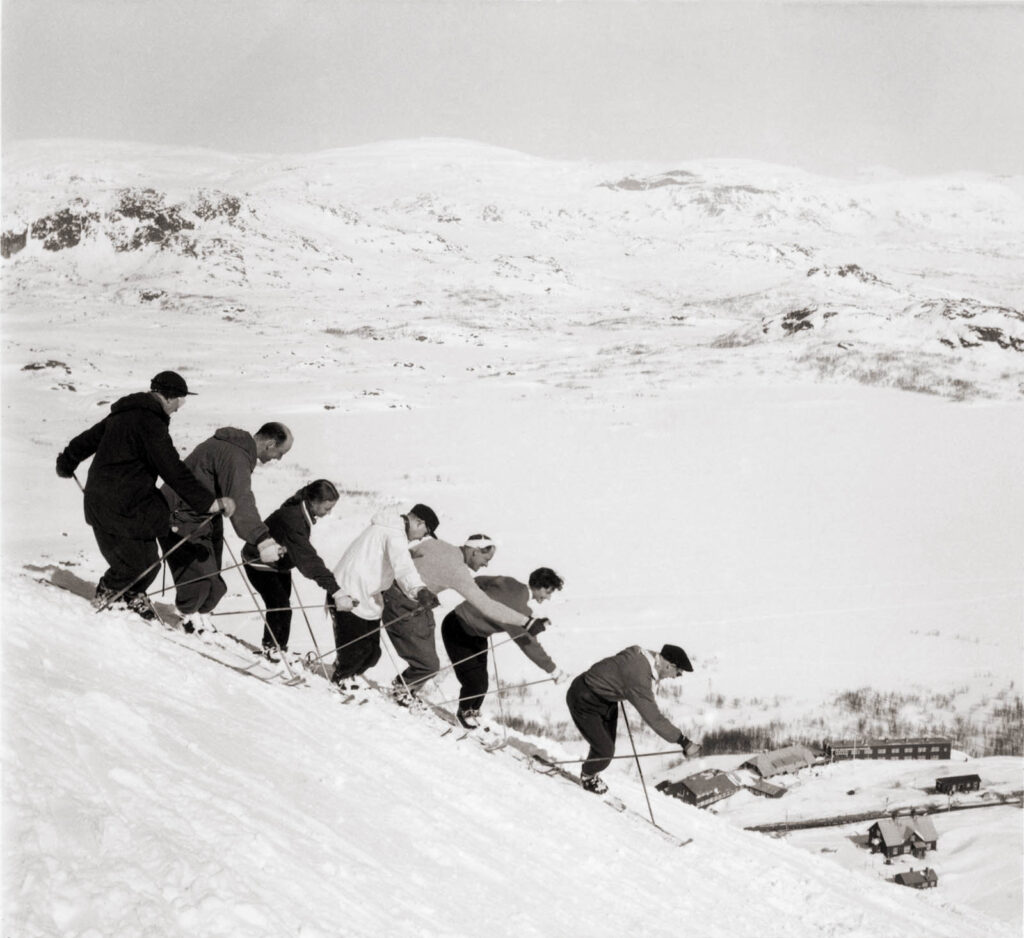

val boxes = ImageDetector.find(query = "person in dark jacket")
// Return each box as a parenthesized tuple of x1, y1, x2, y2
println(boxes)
(567, 643, 702, 794)
(241, 479, 349, 659)
(54, 371, 234, 617)
(160, 421, 292, 631)
(441, 567, 568, 728)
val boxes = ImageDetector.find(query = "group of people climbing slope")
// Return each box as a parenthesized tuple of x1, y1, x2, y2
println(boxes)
(56, 370, 701, 794)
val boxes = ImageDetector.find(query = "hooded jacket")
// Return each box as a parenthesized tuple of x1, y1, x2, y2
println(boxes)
(57, 392, 213, 538)
(331, 508, 426, 620)
(162, 427, 269, 545)
(582, 645, 685, 743)
(452, 576, 555, 673)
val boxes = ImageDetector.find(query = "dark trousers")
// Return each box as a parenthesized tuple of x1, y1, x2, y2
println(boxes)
(331, 610, 382, 682)
(566, 675, 619, 776)
(92, 526, 160, 594)
(385, 603, 440, 690)
(440, 612, 489, 712)
(244, 565, 293, 650)
(159, 517, 226, 614)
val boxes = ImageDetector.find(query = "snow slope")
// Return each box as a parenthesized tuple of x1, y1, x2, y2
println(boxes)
(2, 574, 1014, 938)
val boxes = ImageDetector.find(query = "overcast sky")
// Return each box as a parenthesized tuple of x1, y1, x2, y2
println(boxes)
(3, 0, 1022, 176)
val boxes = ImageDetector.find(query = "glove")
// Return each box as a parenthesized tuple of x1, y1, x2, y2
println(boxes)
(55, 453, 75, 479)
(549, 668, 570, 686)
(257, 538, 285, 563)
(416, 588, 439, 610)
(209, 496, 236, 518)
(680, 737, 702, 759)
(526, 616, 549, 636)
(332, 590, 356, 611)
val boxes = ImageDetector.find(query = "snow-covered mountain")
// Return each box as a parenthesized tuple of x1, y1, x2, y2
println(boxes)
(3, 138, 1022, 400)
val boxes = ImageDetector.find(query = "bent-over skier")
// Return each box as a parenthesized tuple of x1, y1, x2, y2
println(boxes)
(567, 644, 701, 794)
(441, 566, 569, 728)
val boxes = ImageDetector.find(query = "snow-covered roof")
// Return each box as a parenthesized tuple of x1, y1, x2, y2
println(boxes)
(741, 745, 816, 778)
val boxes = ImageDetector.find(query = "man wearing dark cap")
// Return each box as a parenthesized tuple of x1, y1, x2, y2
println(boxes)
(55, 371, 235, 618)
(328, 504, 440, 684)
(566, 643, 702, 794)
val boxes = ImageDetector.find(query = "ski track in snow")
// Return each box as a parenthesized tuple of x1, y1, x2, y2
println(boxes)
(2, 576, 1015, 938)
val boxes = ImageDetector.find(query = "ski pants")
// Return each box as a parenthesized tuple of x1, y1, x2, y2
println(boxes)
(331, 609, 382, 682)
(244, 565, 293, 650)
(440, 611, 489, 712)
(159, 516, 226, 615)
(384, 602, 440, 691)
(566, 674, 619, 777)
(92, 525, 160, 595)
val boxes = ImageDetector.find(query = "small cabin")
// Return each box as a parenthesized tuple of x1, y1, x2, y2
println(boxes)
(935, 773, 981, 795)
(867, 817, 938, 859)
(657, 769, 740, 809)
(894, 868, 938, 889)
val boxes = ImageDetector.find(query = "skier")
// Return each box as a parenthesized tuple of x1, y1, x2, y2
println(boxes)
(54, 370, 235, 618)
(440, 566, 569, 729)
(380, 534, 551, 704)
(241, 479, 348, 660)
(566, 644, 702, 794)
(328, 504, 440, 685)
(159, 422, 292, 632)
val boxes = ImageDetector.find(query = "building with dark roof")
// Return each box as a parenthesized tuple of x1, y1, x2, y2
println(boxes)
(826, 738, 951, 761)
(935, 773, 981, 795)
(894, 868, 938, 889)
(656, 769, 740, 809)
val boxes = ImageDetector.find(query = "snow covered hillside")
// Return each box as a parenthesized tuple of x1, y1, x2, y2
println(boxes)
(3, 138, 1023, 400)
(2, 138, 1022, 935)
(3, 575, 1015, 938)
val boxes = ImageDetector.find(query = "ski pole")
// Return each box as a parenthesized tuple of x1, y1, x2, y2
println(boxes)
(622, 701, 657, 826)
(431, 632, 519, 681)
(304, 603, 427, 666)
(72, 472, 85, 493)
(223, 539, 300, 683)
(534, 749, 685, 766)
(489, 636, 509, 743)
(290, 579, 326, 663)
(146, 560, 249, 598)
(433, 676, 555, 708)
(209, 602, 331, 616)
(96, 513, 218, 613)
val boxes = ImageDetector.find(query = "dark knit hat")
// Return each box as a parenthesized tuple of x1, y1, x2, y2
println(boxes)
(409, 503, 439, 537)
(660, 644, 693, 672)
(150, 370, 196, 397)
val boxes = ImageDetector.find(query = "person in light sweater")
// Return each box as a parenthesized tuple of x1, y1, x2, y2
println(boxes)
(379, 534, 551, 701)
(441, 566, 569, 729)
(328, 504, 439, 685)
(567, 644, 702, 794)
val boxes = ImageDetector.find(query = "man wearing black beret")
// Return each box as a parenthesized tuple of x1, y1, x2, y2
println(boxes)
(566, 643, 701, 794)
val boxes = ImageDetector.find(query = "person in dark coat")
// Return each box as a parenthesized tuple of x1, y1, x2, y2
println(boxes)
(241, 479, 348, 659)
(441, 566, 568, 728)
(55, 371, 234, 616)
(566, 643, 702, 794)
(160, 421, 292, 630)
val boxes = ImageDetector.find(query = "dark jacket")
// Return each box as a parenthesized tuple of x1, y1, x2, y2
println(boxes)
(57, 392, 213, 538)
(583, 646, 685, 743)
(241, 497, 339, 593)
(163, 427, 270, 545)
(453, 576, 555, 673)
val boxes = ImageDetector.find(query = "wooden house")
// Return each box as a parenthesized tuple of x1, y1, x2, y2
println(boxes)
(894, 868, 938, 889)
(740, 745, 817, 779)
(826, 737, 951, 761)
(657, 769, 740, 809)
(867, 816, 938, 859)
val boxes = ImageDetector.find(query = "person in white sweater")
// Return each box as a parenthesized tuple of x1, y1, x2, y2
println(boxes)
(329, 504, 439, 684)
